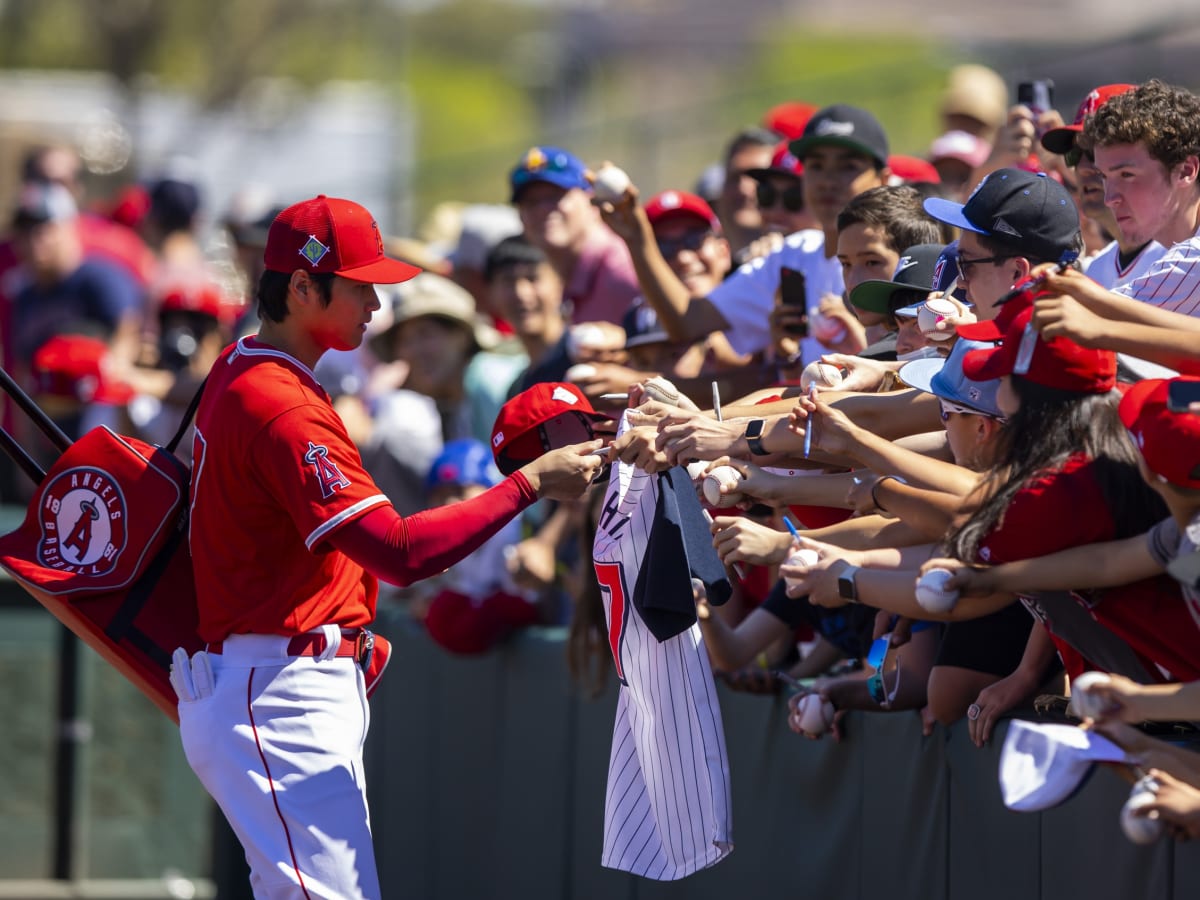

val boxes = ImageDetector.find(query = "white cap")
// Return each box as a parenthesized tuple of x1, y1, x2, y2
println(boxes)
(999, 721, 1130, 812)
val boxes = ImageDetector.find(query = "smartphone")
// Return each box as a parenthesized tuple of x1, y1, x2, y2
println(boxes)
(779, 267, 808, 336)
(1017, 79, 1055, 116)
(1166, 379, 1200, 413)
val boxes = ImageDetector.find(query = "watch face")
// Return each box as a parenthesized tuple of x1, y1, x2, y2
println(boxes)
(837, 569, 857, 600)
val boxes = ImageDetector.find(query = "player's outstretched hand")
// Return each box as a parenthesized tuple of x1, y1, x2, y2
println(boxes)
(520, 440, 607, 500)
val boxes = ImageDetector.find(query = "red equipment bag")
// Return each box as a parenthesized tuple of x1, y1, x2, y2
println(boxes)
(0, 425, 201, 722)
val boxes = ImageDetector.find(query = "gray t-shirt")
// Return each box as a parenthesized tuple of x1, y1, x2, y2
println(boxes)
(1146, 514, 1200, 631)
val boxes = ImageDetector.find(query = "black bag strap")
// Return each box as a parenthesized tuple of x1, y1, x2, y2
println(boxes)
(166, 377, 207, 454)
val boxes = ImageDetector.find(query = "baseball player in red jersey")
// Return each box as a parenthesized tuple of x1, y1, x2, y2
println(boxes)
(174, 195, 603, 899)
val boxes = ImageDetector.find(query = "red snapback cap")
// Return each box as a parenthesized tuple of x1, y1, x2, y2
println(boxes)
(32, 335, 135, 405)
(961, 307, 1116, 394)
(1041, 84, 1136, 155)
(491, 382, 609, 475)
(1119, 377, 1200, 489)
(644, 190, 721, 232)
(263, 195, 422, 284)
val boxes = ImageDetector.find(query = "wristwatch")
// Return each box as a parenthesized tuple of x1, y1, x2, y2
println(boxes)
(744, 418, 769, 456)
(837, 565, 860, 603)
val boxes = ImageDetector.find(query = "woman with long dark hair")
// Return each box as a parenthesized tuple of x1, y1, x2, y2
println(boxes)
(784, 308, 1167, 744)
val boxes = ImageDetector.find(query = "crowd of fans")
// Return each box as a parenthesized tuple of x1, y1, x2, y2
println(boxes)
(4, 62, 1200, 840)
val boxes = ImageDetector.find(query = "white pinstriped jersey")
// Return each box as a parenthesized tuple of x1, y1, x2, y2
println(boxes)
(1117, 229, 1200, 316)
(592, 415, 733, 880)
(1083, 239, 1164, 290)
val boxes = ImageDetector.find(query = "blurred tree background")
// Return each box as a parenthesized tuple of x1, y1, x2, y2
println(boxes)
(0, 0, 1196, 233)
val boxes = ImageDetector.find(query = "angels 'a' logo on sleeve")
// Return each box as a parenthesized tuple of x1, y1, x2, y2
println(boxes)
(303, 441, 351, 498)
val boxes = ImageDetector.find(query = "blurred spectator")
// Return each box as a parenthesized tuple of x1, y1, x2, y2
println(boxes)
(929, 130, 992, 200)
(484, 235, 570, 397)
(713, 126, 778, 258)
(745, 141, 820, 236)
(9, 182, 144, 378)
(941, 63, 1009, 144)
(509, 145, 639, 326)
(419, 439, 544, 654)
(448, 203, 522, 331)
(362, 273, 509, 513)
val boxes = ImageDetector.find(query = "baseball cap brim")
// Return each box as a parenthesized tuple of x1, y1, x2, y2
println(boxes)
(850, 280, 922, 315)
(961, 340, 1016, 383)
(955, 319, 1005, 341)
(744, 167, 801, 182)
(336, 256, 423, 285)
(1041, 124, 1082, 156)
(922, 196, 986, 236)
(999, 720, 1130, 812)
(897, 356, 944, 393)
(789, 135, 886, 168)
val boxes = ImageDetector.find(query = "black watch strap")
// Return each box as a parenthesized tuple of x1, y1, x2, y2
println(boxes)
(745, 418, 769, 456)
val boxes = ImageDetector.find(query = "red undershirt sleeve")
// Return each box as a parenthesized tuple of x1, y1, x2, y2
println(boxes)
(327, 472, 538, 587)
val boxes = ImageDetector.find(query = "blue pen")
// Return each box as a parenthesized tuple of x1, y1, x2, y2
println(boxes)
(783, 515, 800, 540)
(802, 387, 816, 458)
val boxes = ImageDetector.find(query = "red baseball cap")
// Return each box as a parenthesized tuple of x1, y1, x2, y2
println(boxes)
(491, 382, 610, 475)
(956, 273, 1056, 342)
(746, 142, 804, 181)
(888, 155, 941, 185)
(961, 307, 1116, 394)
(158, 281, 243, 325)
(763, 101, 818, 140)
(643, 190, 720, 232)
(263, 195, 422, 284)
(1119, 377, 1200, 489)
(32, 335, 135, 405)
(1041, 84, 1136, 155)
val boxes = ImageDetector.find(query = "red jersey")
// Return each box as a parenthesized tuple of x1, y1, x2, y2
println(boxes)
(189, 337, 390, 641)
(982, 454, 1199, 682)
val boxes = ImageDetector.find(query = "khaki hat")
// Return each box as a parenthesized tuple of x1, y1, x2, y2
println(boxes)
(942, 64, 1009, 130)
(371, 272, 499, 357)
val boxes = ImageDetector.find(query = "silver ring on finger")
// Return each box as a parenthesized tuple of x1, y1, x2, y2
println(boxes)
(967, 703, 981, 721)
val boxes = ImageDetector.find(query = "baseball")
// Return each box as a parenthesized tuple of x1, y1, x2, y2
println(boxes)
(800, 361, 844, 393)
(1067, 671, 1112, 721)
(809, 310, 848, 344)
(592, 164, 631, 203)
(1121, 779, 1165, 845)
(797, 693, 836, 736)
(702, 465, 743, 507)
(566, 323, 616, 360)
(783, 548, 819, 590)
(915, 567, 960, 613)
(917, 297, 960, 342)
(564, 364, 597, 382)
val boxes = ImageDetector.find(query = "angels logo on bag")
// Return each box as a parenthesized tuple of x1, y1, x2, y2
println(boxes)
(38, 466, 128, 575)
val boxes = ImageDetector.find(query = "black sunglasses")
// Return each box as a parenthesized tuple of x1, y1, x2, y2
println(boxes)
(656, 230, 712, 258)
(755, 181, 805, 213)
(1064, 146, 1095, 169)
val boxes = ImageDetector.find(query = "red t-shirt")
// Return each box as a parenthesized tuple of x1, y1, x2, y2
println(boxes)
(189, 337, 390, 641)
(982, 454, 1197, 682)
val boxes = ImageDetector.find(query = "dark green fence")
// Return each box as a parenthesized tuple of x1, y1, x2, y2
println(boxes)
(2, 589, 1200, 899)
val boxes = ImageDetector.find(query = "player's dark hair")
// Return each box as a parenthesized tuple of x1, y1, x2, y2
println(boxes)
(946, 380, 1166, 561)
(1085, 79, 1200, 173)
(484, 235, 549, 283)
(256, 270, 335, 323)
(835, 185, 942, 255)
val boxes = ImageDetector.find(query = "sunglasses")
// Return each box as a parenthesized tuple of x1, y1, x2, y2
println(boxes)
(1064, 146, 1095, 169)
(755, 181, 805, 213)
(952, 252, 1012, 280)
(656, 230, 712, 258)
(866, 634, 901, 707)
